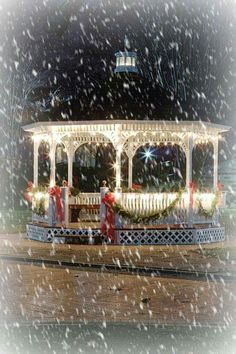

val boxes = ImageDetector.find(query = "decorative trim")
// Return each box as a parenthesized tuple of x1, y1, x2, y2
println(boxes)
(117, 227, 225, 245)
(26, 224, 224, 245)
(26, 223, 101, 244)
(195, 227, 225, 243)
(117, 228, 194, 245)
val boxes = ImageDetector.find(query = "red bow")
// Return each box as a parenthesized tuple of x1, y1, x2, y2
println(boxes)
(24, 181, 33, 203)
(101, 192, 116, 243)
(49, 186, 64, 224)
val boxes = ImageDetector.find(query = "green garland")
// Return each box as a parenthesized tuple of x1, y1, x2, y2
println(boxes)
(112, 189, 184, 224)
(32, 198, 46, 216)
(70, 187, 80, 197)
(31, 186, 48, 216)
(31, 185, 48, 194)
(197, 191, 221, 218)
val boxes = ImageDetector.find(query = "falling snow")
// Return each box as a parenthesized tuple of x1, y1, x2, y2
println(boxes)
(0, 0, 236, 353)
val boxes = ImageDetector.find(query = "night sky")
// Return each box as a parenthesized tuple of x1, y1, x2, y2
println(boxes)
(0, 0, 235, 126)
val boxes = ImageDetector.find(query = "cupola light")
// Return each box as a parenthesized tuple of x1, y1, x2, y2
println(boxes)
(114, 51, 138, 74)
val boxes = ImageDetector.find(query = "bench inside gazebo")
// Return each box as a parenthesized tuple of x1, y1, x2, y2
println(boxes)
(23, 119, 229, 245)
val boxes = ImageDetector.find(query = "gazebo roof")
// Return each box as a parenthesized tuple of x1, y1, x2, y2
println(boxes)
(23, 120, 230, 136)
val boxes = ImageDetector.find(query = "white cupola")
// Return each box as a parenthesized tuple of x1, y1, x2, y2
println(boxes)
(114, 51, 138, 74)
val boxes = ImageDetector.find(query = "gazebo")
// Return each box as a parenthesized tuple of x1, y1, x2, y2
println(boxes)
(23, 119, 229, 245)
(23, 49, 230, 244)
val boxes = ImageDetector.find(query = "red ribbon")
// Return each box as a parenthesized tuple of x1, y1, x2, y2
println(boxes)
(24, 181, 33, 203)
(49, 186, 64, 224)
(101, 192, 116, 243)
(132, 183, 142, 190)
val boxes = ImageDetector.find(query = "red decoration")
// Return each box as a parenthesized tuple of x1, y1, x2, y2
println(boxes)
(101, 192, 116, 243)
(24, 181, 33, 203)
(132, 183, 142, 190)
(49, 186, 65, 225)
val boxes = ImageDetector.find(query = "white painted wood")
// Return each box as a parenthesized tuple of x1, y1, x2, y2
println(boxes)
(49, 139, 56, 186)
(100, 186, 109, 229)
(115, 148, 122, 190)
(33, 139, 40, 187)
(61, 187, 69, 226)
(75, 193, 101, 205)
(67, 146, 74, 187)
(128, 156, 133, 189)
(186, 135, 193, 227)
(213, 139, 219, 190)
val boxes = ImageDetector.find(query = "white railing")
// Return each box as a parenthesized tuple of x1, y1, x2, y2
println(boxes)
(192, 193, 216, 224)
(68, 191, 226, 225)
(120, 192, 188, 224)
(70, 193, 101, 205)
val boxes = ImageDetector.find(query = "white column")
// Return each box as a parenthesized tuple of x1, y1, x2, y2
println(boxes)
(33, 138, 40, 187)
(50, 140, 56, 186)
(115, 147, 122, 191)
(186, 135, 193, 227)
(100, 181, 109, 227)
(213, 138, 219, 190)
(67, 146, 74, 187)
(61, 187, 69, 226)
(128, 155, 133, 189)
(186, 135, 193, 189)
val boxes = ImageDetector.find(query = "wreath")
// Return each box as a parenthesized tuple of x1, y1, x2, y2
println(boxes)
(112, 189, 184, 223)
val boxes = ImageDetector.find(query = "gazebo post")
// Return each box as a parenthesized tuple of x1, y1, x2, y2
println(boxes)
(50, 139, 56, 186)
(128, 155, 133, 189)
(115, 147, 122, 191)
(127, 147, 134, 189)
(186, 135, 193, 227)
(33, 138, 39, 187)
(213, 138, 219, 190)
(67, 145, 74, 187)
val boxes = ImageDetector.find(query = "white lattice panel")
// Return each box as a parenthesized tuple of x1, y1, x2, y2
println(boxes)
(48, 228, 100, 238)
(26, 224, 101, 244)
(117, 229, 195, 245)
(195, 227, 225, 243)
(117, 227, 225, 245)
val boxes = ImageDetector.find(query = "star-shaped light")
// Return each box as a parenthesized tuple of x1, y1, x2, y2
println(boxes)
(140, 147, 155, 163)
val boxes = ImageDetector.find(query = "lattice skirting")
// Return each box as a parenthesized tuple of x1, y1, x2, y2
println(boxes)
(195, 227, 225, 243)
(26, 224, 224, 245)
(26, 224, 101, 244)
(117, 227, 225, 245)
